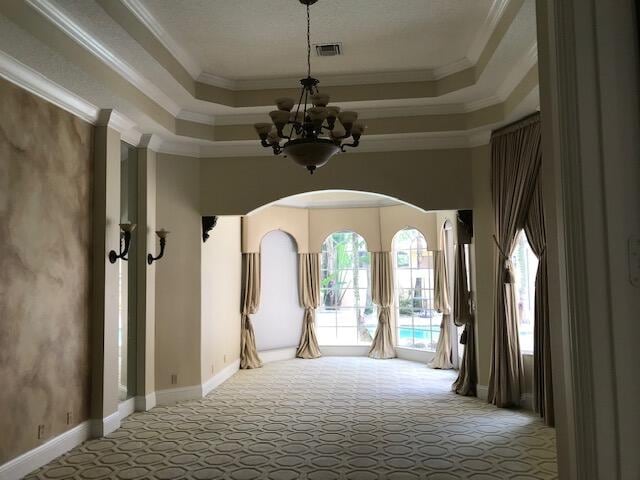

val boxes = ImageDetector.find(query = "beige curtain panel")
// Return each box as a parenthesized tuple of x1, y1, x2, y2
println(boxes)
(368, 252, 396, 359)
(524, 180, 554, 426)
(430, 236, 454, 369)
(296, 253, 322, 359)
(240, 253, 262, 369)
(488, 113, 542, 407)
(452, 242, 477, 396)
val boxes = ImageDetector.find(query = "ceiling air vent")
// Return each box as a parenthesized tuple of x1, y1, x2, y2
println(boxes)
(315, 43, 342, 57)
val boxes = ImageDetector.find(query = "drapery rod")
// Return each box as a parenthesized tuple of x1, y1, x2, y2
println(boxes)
(491, 111, 540, 138)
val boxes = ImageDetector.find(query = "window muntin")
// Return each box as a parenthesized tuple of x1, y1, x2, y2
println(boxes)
(317, 232, 376, 345)
(392, 229, 438, 350)
(511, 230, 539, 354)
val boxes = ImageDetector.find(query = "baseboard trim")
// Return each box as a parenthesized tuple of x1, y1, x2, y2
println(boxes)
(90, 411, 120, 437)
(118, 397, 135, 421)
(134, 392, 157, 411)
(0, 421, 91, 480)
(155, 384, 203, 406)
(396, 347, 436, 364)
(258, 347, 297, 364)
(477, 384, 489, 401)
(157, 360, 242, 405)
(203, 359, 240, 396)
(318, 345, 370, 356)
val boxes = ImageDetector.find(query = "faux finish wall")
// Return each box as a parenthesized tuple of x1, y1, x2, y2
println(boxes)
(0, 79, 93, 463)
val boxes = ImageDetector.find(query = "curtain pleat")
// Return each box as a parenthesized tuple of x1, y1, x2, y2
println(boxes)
(524, 181, 554, 426)
(452, 242, 477, 396)
(240, 253, 262, 369)
(430, 233, 454, 369)
(368, 252, 396, 359)
(296, 253, 322, 359)
(488, 113, 542, 407)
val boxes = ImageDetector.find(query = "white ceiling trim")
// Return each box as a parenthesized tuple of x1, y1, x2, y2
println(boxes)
(181, 47, 537, 127)
(26, 0, 182, 117)
(120, 0, 201, 79)
(0, 47, 493, 160)
(0, 49, 99, 125)
(157, 129, 492, 159)
(0, 50, 142, 144)
(180, 41, 537, 127)
(199, 66, 446, 91)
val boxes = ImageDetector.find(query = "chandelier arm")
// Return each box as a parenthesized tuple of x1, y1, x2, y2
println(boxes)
(339, 140, 360, 152)
(290, 85, 306, 138)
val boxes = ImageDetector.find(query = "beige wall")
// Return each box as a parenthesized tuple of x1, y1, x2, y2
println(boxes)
(0, 79, 93, 463)
(470, 144, 494, 387)
(195, 148, 473, 215)
(136, 146, 156, 397)
(201, 216, 242, 382)
(155, 155, 202, 390)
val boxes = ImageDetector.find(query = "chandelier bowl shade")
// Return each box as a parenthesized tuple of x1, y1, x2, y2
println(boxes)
(284, 138, 340, 173)
(254, 0, 364, 173)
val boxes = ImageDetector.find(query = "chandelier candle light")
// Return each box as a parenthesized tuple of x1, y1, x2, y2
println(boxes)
(254, 0, 365, 174)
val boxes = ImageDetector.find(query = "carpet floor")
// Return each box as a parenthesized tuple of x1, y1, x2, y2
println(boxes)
(26, 357, 557, 479)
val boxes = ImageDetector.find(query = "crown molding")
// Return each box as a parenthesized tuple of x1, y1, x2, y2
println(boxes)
(0, 49, 99, 124)
(120, 0, 201, 79)
(176, 109, 217, 125)
(156, 129, 492, 159)
(0, 50, 143, 142)
(26, 0, 181, 116)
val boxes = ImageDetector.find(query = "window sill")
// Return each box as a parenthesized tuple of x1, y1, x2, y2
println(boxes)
(396, 346, 435, 353)
(522, 351, 533, 357)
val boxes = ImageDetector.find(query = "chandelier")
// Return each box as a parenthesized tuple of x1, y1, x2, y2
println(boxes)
(253, 0, 365, 174)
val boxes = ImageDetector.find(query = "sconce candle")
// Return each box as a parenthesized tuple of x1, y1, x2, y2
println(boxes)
(147, 229, 169, 265)
(109, 223, 136, 263)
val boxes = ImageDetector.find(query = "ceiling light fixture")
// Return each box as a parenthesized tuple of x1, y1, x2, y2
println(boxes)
(254, 0, 365, 174)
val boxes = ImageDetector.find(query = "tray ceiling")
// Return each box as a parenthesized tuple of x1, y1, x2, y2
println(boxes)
(139, 0, 494, 80)
(0, 0, 539, 157)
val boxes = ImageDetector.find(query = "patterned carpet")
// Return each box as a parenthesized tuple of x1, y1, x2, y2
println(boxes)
(26, 357, 557, 479)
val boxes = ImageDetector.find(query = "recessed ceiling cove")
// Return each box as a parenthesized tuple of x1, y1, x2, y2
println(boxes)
(139, 0, 494, 80)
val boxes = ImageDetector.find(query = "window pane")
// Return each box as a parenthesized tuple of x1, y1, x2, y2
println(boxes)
(318, 231, 375, 346)
(511, 231, 539, 354)
(392, 228, 435, 351)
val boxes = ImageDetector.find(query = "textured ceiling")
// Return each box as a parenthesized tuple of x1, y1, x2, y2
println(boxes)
(140, 0, 494, 79)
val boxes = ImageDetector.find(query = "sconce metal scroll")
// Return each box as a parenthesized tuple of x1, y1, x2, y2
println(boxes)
(109, 223, 136, 263)
(148, 229, 169, 265)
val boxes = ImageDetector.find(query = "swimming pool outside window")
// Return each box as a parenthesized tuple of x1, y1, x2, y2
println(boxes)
(392, 228, 438, 351)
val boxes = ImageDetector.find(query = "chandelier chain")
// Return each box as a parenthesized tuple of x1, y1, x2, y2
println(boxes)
(306, 3, 311, 78)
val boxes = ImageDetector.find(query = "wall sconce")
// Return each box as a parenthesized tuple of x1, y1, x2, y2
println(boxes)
(109, 223, 136, 263)
(148, 229, 169, 265)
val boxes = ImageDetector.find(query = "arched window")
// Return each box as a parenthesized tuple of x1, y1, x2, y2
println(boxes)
(511, 230, 539, 354)
(317, 231, 376, 345)
(392, 228, 437, 350)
